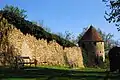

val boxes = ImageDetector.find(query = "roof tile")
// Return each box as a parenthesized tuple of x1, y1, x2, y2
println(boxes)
(81, 25, 103, 41)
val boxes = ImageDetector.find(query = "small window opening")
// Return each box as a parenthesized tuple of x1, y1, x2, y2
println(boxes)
(94, 42, 96, 46)
(82, 43, 85, 48)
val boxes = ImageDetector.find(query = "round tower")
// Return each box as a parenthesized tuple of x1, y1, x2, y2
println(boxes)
(78, 25, 105, 67)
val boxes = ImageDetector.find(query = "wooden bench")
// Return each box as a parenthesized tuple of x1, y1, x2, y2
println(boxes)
(21, 56, 37, 67)
(15, 56, 37, 68)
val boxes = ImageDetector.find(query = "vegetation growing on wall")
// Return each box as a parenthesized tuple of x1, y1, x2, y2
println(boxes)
(0, 10, 76, 47)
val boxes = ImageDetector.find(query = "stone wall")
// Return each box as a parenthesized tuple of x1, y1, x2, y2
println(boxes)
(6, 27, 84, 68)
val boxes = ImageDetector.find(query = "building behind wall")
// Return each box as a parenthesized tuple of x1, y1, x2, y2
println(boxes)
(78, 25, 105, 67)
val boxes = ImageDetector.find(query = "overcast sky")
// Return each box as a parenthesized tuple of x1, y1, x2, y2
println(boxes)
(0, 0, 120, 40)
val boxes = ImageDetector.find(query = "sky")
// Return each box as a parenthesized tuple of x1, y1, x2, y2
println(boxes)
(0, 0, 120, 40)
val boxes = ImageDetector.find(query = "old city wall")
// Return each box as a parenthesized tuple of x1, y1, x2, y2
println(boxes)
(7, 27, 84, 68)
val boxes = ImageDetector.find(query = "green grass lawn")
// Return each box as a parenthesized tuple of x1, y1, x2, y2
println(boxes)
(0, 66, 120, 80)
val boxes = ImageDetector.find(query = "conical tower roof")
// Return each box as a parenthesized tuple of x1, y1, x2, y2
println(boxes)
(80, 25, 103, 42)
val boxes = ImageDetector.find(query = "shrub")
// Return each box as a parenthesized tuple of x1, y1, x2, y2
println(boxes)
(0, 10, 76, 47)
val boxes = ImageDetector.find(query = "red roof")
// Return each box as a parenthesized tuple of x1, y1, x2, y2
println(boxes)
(80, 25, 103, 42)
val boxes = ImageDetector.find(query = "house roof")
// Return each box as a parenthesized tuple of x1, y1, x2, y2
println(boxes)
(80, 25, 103, 42)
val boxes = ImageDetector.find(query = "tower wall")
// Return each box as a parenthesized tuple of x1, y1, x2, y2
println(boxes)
(96, 42, 105, 62)
(81, 41, 105, 67)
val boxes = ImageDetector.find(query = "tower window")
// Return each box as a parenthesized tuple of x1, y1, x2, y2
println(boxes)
(94, 42, 96, 46)
(82, 43, 85, 48)
(100, 51, 101, 53)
